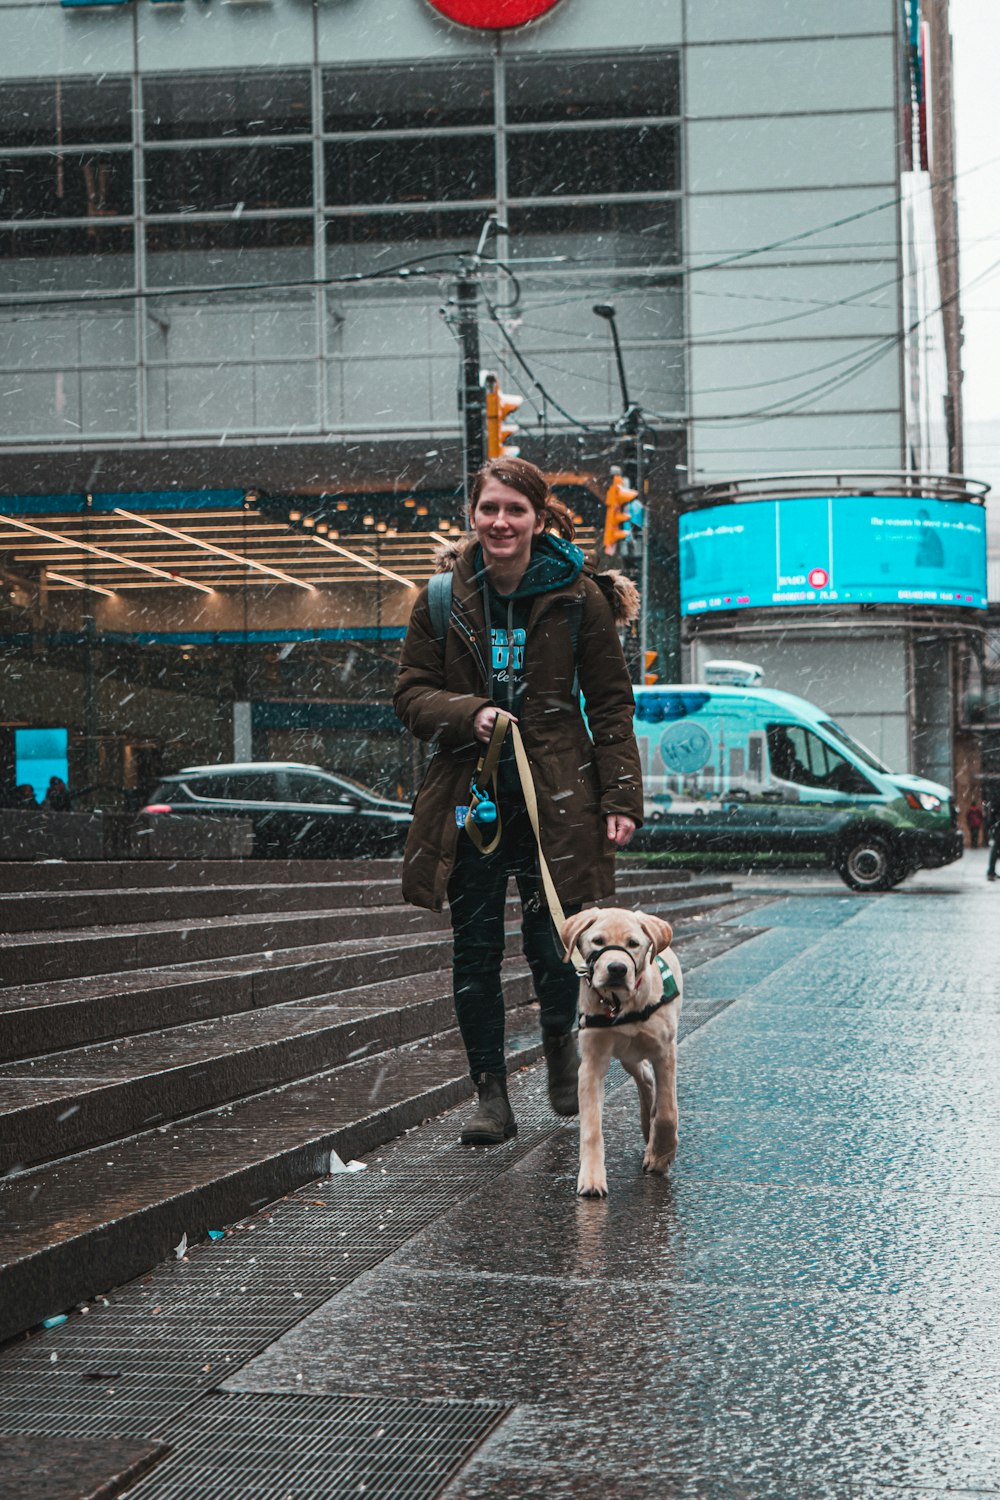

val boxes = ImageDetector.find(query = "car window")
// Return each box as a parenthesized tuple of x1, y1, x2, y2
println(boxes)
(186, 773, 274, 801)
(286, 773, 353, 805)
(818, 719, 890, 773)
(765, 724, 878, 795)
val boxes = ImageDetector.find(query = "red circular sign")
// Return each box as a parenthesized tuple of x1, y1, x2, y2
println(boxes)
(425, 0, 562, 29)
(808, 567, 829, 589)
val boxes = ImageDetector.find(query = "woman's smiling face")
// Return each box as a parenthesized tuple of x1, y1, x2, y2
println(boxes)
(472, 477, 544, 575)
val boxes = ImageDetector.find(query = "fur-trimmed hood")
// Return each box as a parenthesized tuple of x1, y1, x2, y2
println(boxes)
(432, 533, 640, 626)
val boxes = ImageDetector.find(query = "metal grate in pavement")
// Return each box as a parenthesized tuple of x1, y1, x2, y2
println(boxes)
(122, 1390, 513, 1500)
(0, 1371, 200, 1438)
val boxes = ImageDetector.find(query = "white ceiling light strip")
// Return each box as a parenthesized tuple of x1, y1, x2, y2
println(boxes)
(0, 513, 214, 594)
(46, 570, 117, 599)
(310, 534, 415, 588)
(114, 508, 316, 592)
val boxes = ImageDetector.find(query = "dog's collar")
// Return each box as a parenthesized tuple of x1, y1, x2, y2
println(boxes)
(579, 957, 680, 1029)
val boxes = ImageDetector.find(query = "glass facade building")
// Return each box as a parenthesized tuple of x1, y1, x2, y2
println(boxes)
(0, 0, 975, 810)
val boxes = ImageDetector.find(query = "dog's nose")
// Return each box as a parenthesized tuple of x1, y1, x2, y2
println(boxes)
(605, 961, 629, 983)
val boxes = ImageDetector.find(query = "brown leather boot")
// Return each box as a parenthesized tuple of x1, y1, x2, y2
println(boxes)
(460, 1072, 517, 1145)
(543, 1031, 580, 1116)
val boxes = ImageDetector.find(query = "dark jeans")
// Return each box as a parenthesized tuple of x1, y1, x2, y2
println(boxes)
(447, 800, 580, 1079)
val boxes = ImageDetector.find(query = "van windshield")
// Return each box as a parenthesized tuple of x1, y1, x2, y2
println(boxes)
(819, 720, 889, 774)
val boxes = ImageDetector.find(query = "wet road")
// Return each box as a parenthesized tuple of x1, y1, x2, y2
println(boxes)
(225, 849, 1000, 1498)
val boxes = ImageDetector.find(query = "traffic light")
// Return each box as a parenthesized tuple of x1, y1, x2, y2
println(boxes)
(603, 473, 638, 554)
(644, 650, 658, 685)
(484, 373, 522, 459)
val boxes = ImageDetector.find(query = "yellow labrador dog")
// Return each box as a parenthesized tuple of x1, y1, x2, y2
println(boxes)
(560, 908, 682, 1198)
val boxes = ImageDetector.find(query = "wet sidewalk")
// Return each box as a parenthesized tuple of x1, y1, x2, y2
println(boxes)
(3, 855, 999, 1498)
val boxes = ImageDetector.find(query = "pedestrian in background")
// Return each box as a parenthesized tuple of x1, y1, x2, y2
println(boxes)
(394, 456, 643, 1144)
(987, 804, 999, 883)
(966, 799, 984, 848)
(42, 776, 71, 812)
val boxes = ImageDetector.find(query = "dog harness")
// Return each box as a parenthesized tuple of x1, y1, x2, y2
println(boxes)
(578, 955, 680, 1030)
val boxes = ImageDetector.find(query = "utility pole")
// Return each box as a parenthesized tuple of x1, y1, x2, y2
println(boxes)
(455, 262, 485, 505)
(593, 303, 682, 685)
(659, 440, 683, 683)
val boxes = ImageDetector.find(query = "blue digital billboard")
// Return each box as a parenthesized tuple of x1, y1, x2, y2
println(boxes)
(680, 496, 987, 615)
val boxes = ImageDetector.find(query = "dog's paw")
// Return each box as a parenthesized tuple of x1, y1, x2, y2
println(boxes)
(642, 1148, 675, 1175)
(577, 1171, 608, 1198)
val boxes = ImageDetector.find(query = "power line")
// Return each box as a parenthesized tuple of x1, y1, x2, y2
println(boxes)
(480, 291, 598, 433)
(697, 251, 1000, 426)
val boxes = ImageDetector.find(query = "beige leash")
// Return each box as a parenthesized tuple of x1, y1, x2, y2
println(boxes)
(464, 711, 579, 962)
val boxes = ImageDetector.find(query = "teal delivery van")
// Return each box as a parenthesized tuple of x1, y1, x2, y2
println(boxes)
(630, 683, 962, 890)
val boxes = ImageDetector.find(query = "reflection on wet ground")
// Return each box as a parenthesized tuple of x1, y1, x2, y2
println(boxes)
(2, 854, 996, 1498)
(223, 855, 1000, 1497)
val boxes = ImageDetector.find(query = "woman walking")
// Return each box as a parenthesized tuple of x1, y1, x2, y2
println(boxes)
(394, 457, 643, 1144)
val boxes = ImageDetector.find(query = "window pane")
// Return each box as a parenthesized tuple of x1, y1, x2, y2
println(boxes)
(146, 219, 313, 290)
(187, 773, 272, 799)
(145, 144, 313, 214)
(324, 135, 493, 207)
(287, 773, 349, 804)
(507, 54, 679, 123)
(508, 202, 680, 269)
(144, 71, 311, 140)
(766, 723, 876, 793)
(0, 151, 132, 220)
(0, 77, 132, 148)
(508, 124, 678, 198)
(325, 209, 484, 278)
(0, 225, 134, 293)
(323, 63, 493, 131)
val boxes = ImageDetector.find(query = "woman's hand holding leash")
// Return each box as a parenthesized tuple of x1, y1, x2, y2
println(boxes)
(606, 814, 636, 849)
(474, 707, 636, 850)
(473, 705, 517, 744)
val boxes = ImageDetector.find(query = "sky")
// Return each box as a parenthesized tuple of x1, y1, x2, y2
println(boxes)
(949, 1, 1000, 505)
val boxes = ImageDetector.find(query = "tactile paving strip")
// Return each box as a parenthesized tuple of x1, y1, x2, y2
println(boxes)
(120, 1390, 513, 1500)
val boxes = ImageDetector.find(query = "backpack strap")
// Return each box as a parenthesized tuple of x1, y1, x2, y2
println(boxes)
(427, 571, 452, 643)
(566, 596, 583, 699)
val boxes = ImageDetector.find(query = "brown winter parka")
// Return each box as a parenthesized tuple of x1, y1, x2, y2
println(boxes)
(393, 537, 643, 912)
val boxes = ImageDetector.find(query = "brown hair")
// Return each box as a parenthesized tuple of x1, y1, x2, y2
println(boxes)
(469, 456, 576, 541)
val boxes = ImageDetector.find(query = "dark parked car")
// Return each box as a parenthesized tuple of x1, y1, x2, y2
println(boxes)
(142, 761, 411, 858)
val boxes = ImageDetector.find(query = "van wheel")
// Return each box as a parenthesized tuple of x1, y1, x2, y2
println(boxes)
(835, 833, 905, 892)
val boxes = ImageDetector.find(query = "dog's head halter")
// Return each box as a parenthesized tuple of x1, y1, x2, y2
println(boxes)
(578, 955, 680, 1029)
(579, 940, 653, 1016)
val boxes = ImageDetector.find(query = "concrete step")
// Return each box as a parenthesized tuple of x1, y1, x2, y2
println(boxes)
(0, 857, 696, 895)
(0, 962, 535, 1174)
(0, 863, 700, 934)
(0, 858, 406, 894)
(0, 879, 432, 934)
(0, 877, 731, 987)
(0, 932, 456, 1064)
(0, 903, 448, 987)
(0, 904, 776, 1347)
(0, 1008, 544, 1344)
(0, 889, 777, 1345)
(0, 888, 738, 1061)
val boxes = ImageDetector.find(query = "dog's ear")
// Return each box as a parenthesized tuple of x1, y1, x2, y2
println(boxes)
(560, 909, 598, 962)
(638, 913, 673, 954)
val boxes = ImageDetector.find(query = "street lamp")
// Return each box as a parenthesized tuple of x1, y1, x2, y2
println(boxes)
(593, 303, 631, 415)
